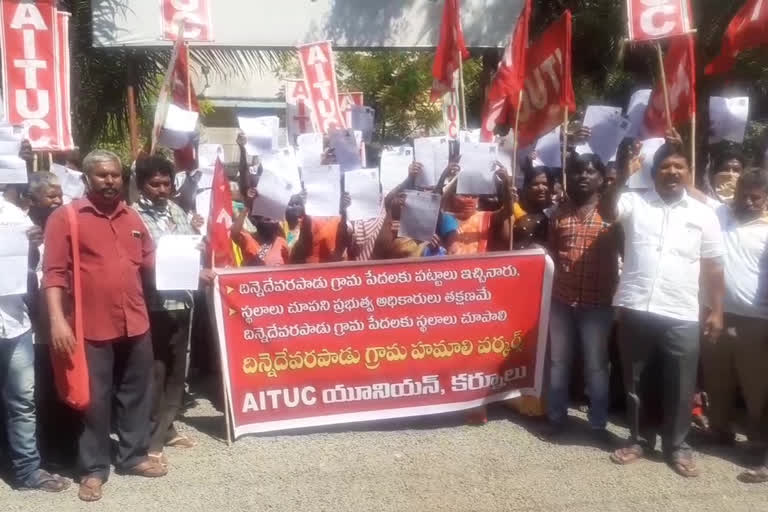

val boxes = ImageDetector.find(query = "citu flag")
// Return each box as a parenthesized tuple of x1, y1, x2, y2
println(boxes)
(644, 34, 696, 137)
(513, 10, 576, 148)
(706, 0, 768, 75)
(208, 158, 239, 268)
(171, 40, 199, 171)
(430, 0, 470, 102)
(480, 0, 531, 142)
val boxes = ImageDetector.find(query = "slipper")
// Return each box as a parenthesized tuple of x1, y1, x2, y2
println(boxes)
(610, 444, 645, 465)
(669, 451, 700, 478)
(122, 460, 168, 478)
(19, 469, 71, 493)
(78, 477, 103, 502)
(166, 435, 197, 448)
(738, 466, 768, 484)
(148, 451, 169, 468)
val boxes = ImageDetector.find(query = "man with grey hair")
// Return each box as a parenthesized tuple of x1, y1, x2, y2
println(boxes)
(43, 150, 167, 502)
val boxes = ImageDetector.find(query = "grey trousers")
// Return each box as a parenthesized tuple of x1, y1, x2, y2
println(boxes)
(617, 308, 699, 456)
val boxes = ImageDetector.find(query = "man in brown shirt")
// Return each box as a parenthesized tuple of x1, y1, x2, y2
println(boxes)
(545, 153, 619, 441)
(43, 150, 166, 502)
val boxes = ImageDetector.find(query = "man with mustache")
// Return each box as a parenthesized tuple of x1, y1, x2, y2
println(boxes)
(609, 136, 725, 478)
(545, 153, 619, 442)
(42, 150, 167, 502)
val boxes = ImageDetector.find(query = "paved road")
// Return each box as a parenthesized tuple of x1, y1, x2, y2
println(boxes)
(3, 398, 767, 512)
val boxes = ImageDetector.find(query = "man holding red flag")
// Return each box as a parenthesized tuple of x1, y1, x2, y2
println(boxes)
(706, 0, 768, 76)
(480, 0, 531, 142)
(431, 0, 470, 102)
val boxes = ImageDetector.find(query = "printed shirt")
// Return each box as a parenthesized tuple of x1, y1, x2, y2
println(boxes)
(549, 201, 619, 307)
(714, 204, 768, 319)
(614, 189, 724, 322)
(43, 198, 154, 341)
(133, 197, 197, 311)
(0, 197, 32, 339)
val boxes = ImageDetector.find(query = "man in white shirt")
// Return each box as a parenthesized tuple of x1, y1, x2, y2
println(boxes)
(0, 195, 69, 492)
(609, 142, 725, 478)
(699, 169, 768, 483)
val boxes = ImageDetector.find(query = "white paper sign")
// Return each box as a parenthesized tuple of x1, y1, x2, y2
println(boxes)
(251, 167, 296, 221)
(239, 116, 280, 156)
(350, 105, 375, 143)
(413, 136, 449, 188)
(0, 123, 27, 184)
(303, 164, 341, 217)
(709, 97, 749, 144)
(195, 189, 212, 232)
(533, 127, 562, 168)
(345, 168, 382, 221)
(297, 132, 324, 167)
(155, 235, 201, 291)
(627, 138, 665, 189)
(159, 105, 199, 150)
(580, 105, 631, 163)
(398, 190, 441, 242)
(0, 225, 29, 296)
(51, 164, 85, 203)
(379, 146, 413, 196)
(329, 128, 362, 173)
(457, 142, 498, 195)
(261, 146, 302, 192)
(626, 89, 651, 138)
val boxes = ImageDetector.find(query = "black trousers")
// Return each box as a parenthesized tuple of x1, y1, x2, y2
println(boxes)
(149, 309, 190, 452)
(617, 308, 699, 456)
(79, 333, 153, 481)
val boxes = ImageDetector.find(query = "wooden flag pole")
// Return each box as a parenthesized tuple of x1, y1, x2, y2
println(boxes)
(561, 108, 569, 192)
(185, 41, 193, 110)
(655, 41, 673, 131)
(509, 89, 524, 251)
(457, 49, 468, 130)
(691, 111, 697, 186)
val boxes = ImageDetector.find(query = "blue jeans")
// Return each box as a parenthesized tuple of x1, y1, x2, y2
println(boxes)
(547, 300, 614, 429)
(0, 330, 41, 484)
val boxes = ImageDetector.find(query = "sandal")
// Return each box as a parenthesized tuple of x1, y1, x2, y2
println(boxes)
(122, 460, 168, 478)
(166, 434, 197, 448)
(738, 466, 768, 484)
(148, 451, 169, 468)
(19, 469, 71, 493)
(610, 444, 645, 465)
(669, 450, 700, 478)
(78, 477, 103, 502)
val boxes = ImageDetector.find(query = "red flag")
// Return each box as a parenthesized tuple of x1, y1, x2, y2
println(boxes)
(431, 0, 470, 102)
(297, 41, 346, 133)
(644, 35, 696, 137)
(706, 0, 768, 75)
(515, 11, 576, 148)
(480, 0, 531, 142)
(171, 42, 198, 170)
(626, 0, 694, 42)
(209, 158, 237, 268)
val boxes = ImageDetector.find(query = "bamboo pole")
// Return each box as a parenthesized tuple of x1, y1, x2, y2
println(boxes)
(457, 49, 468, 130)
(655, 41, 673, 131)
(561, 108, 569, 192)
(127, 84, 140, 159)
(691, 111, 697, 186)
(509, 90, 524, 251)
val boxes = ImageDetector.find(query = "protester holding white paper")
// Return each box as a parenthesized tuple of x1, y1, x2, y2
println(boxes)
(457, 142, 499, 196)
(133, 155, 211, 466)
(345, 169, 382, 222)
(329, 128, 362, 172)
(380, 147, 413, 195)
(413, 136, 450, 188)
(238, 116, 279, 156)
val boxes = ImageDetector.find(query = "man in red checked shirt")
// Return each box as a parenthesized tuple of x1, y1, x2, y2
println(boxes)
(42, 150, 166, 502)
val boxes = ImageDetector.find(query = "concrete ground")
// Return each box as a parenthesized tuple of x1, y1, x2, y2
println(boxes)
(2, 398, 767, 512)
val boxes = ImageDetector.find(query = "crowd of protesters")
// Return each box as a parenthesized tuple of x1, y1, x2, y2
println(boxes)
(1, 119, 768, 502)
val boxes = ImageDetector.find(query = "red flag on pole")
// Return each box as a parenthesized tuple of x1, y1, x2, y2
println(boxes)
(626, 0, 694, 42)
(705, 0, 768, 76)
(514, 11, 576, 148)
(208, 158, 237, 268)
(431, 0, 470, 102)
(480, 0, 531, 142)
(171, 41, 198, 170)
(644, 35, 696, 136)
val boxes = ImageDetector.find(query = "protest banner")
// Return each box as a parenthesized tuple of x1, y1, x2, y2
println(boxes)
(297, 41, 346, 134)
(626, 0, 693, 42)
(515, 11, 575, 149)
(0, 0, 74, 150)
(55, 10, 74, 151)
(212, 250, 553, 438)
(162, 0, 213, 42)
(338, 92, 364, 131)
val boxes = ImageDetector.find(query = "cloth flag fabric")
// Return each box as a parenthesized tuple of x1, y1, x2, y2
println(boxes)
(208, 158, 237, 268)
(514, 11, 576, 148)
(706, 0, 768, 75)
(644, 34, 696, 137)
(480, 0, 531, 142)
(431, 0, 470, 102)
